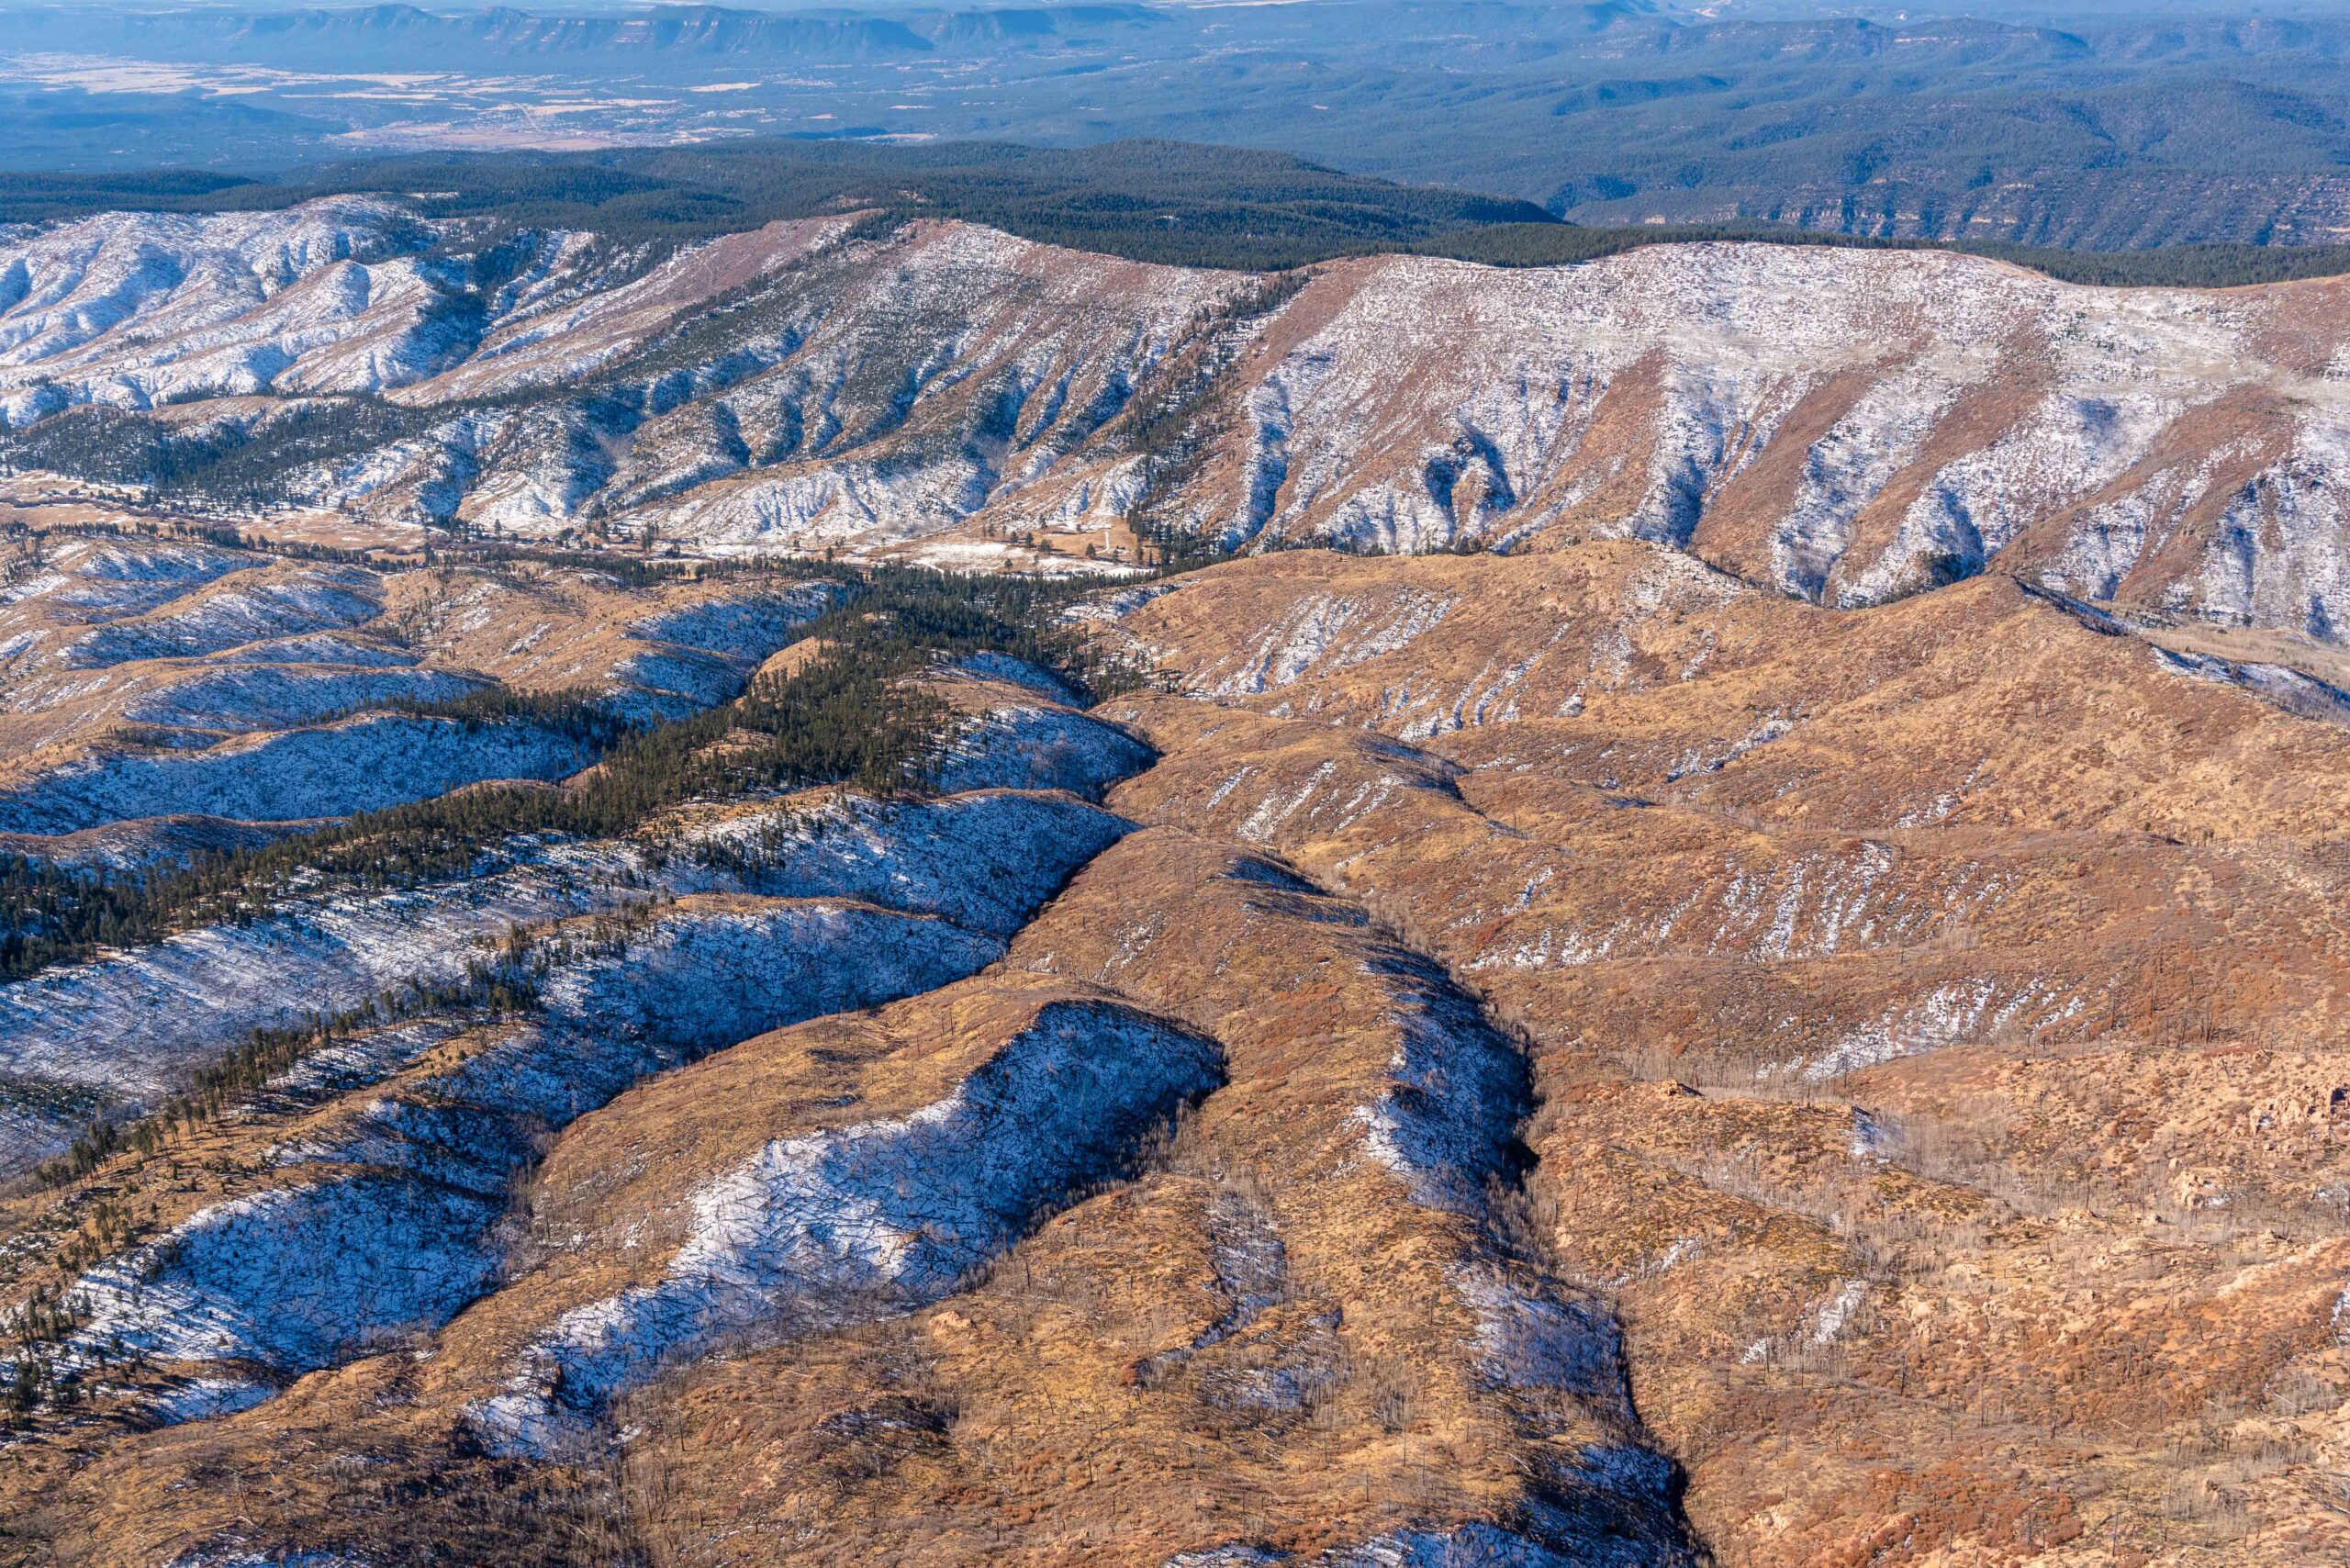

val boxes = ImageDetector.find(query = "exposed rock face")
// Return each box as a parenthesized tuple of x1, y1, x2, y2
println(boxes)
(9, 204, 2350, 643)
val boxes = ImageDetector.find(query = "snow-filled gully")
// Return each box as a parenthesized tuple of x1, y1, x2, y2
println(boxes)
(1077, 846, 1695, 1566)
(1337, 963, 1688, 1566)
(469, 999, 1224, 1457)
(63, 900, 1002, 1390)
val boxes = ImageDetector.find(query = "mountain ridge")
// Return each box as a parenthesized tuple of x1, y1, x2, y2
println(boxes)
(8, 0, 2350, 253)
(0, 201, 2347, 653)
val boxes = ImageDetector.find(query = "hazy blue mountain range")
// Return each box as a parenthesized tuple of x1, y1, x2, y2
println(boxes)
(1, 1, 2350, 248)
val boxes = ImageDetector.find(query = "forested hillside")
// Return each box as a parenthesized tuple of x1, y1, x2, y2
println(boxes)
(3, 140, 2344, 285)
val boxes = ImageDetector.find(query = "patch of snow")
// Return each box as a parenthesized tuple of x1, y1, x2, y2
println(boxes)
(150, 1375, 275, 1423)
(0, 713, 599, 834)
(62, 901, 1003, 1381)
(1207, 591, 1458, 698)
(1807, 1279, 1868, 1349)
(72, 1173, 507, 1370)
(471, 1000, 1222, 1454)
(1851, 1109, 1890, 1161)
(2153, 645, 2350, 727)
(70, 570, 381, 667)
(1453, 1268, 1622, 1401)
(677, 789, 1134, 938)
(953, 651, 1084, 705)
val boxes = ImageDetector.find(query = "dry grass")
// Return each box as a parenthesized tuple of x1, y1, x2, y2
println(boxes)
(10, 543, 2350, 1565)
(1090, 544, 2350, 1564)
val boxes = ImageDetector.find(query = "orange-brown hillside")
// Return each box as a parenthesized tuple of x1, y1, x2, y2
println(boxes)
(0, 539, 2344, 1568)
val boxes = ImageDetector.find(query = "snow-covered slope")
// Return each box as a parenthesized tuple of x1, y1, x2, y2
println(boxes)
(0, 712, 597, 833)
(7, 206, 2350, 640)
(65, 899, 1003, 1382)
(926, 662, 1158, 799)
(472, 996, 1222, 1455)
(0, 789, 1131, 1170)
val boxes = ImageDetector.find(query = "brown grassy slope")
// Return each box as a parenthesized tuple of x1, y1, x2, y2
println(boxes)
(19, 854, 1699, 1565)
(1109, 543, 2350, 840)
(1086, 543, 2350, 1567)
(621, 827, 1694, 1564)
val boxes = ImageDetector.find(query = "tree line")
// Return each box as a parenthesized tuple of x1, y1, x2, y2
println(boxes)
(0, 562, 1144, 988)
(0, 140, 2337, 286)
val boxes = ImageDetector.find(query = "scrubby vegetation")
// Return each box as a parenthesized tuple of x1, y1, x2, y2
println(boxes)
(0, 562, 1145, 986)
